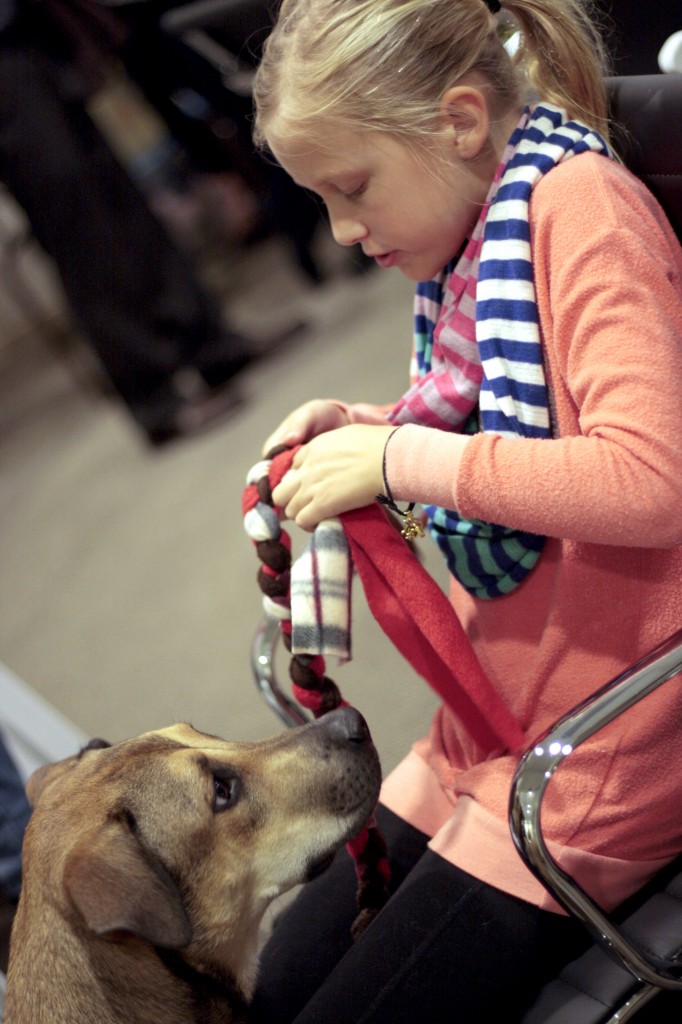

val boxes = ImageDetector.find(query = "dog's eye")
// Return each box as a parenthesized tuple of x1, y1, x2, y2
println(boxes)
(213, 775, 241, 811)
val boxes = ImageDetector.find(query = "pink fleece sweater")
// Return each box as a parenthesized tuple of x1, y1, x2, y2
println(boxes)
(348, 153, 682, 912)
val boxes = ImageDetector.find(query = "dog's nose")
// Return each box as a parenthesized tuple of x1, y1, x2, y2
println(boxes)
(322, 706, 371, 745)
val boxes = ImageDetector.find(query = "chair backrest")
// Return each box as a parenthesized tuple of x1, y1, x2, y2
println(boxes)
(606, 74, 682, 242)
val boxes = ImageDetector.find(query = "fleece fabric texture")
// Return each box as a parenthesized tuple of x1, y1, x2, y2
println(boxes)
(346, 152, 682, 912)
(342, 504, 526, 754)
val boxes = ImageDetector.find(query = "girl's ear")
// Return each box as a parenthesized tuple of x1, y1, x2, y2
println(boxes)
(439, 85, 490, 160)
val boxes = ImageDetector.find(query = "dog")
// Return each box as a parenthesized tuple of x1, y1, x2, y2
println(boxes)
(4, 707, 381, 1023)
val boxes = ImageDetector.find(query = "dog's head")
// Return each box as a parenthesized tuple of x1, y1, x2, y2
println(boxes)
(21, 708, 381, 996)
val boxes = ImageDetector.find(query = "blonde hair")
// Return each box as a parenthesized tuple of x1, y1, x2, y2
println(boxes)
(253, 0, 611, 154)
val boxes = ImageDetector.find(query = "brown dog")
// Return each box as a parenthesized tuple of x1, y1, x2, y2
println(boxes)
(4, 708, 381, 1023)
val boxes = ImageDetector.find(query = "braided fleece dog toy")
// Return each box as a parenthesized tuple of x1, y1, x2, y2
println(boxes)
(242, 445, 391, 939)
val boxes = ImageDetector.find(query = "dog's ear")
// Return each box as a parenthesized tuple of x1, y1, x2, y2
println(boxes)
(64, 820, 193, 950)
(25, 762, 55, 806)
(26, 741, 111, 807)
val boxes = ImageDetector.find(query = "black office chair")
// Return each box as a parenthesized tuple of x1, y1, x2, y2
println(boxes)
(250, 73, 682, 1024)
(606, 75, 682, 242)
(510, 73, 682, 1024)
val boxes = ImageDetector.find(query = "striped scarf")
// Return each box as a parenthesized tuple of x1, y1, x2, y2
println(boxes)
(389, 104, 610, 598)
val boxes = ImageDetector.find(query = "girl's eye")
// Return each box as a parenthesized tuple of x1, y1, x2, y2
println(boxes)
(213, 775, 241, 811)
(343, 183, 366, 200)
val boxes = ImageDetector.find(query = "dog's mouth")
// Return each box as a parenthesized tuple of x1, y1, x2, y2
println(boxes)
(304, 852, 336, 882)
(303, 806, 375, 882)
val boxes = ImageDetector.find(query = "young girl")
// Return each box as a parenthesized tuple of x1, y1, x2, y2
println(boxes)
(248, 0, 682, 1020)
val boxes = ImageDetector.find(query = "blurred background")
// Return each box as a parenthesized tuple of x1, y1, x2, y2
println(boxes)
(0, 0, 680, 996)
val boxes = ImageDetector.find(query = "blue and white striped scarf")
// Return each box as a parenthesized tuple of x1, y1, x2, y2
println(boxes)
(389, 104, 611, 599)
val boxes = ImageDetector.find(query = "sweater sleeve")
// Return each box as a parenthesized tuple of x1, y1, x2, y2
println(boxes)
(386, 156, 682, 547)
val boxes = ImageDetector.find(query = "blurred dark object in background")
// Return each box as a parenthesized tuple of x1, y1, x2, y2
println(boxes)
(594, 1, 680, 76)
(117, 0, 331, 282)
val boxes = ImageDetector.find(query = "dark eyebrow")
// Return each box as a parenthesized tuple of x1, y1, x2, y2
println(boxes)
(194, 753, 243, 779)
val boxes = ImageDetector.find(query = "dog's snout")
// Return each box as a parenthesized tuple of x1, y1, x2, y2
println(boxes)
(297, 706, 380, 823)
(321, 707, 371, 745)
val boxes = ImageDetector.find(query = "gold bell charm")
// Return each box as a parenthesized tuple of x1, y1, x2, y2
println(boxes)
(400, 508, 425, 541)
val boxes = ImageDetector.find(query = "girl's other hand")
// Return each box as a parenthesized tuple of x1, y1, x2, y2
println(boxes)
(272, 423, 395, 530)
(262, 400, 351, 456)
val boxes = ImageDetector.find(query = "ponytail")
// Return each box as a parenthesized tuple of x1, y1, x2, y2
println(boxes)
(502, 0, 612, 143)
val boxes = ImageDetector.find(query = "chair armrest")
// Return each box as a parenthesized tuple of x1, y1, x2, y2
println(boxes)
(509, 627, 682, 989)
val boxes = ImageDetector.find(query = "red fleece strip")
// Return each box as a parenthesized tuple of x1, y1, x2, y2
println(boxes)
(343, 504, 526, 754)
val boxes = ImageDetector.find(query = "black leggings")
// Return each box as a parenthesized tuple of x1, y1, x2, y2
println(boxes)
(249, 806, 593, 1024)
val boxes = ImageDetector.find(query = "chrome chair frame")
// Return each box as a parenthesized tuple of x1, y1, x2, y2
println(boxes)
(510, 629, 682, 1022)
(251, 615, 309, 728)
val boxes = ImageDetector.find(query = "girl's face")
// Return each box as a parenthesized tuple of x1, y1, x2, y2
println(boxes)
(271, 128, 493, 282)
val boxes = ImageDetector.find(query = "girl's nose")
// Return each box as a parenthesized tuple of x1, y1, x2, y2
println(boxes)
(329, 213, 368, 248)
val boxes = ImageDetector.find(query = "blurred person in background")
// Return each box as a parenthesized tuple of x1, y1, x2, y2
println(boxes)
(0, 0, 297, 446)
(594, 1, 680, 75)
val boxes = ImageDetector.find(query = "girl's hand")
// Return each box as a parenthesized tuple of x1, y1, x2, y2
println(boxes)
(262, 400, 351, 456)
(273, 423, 395, 530)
